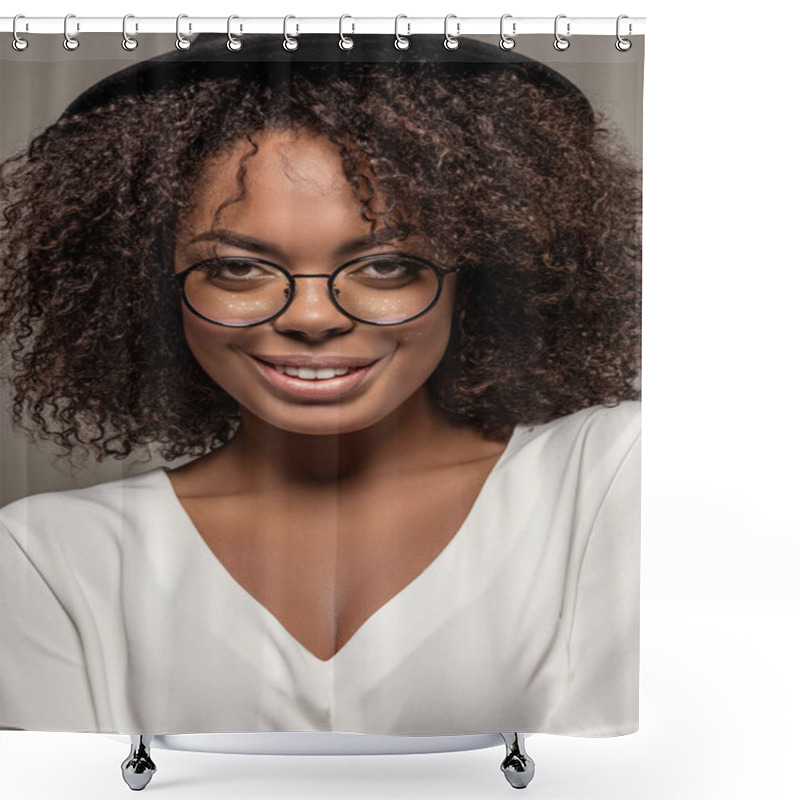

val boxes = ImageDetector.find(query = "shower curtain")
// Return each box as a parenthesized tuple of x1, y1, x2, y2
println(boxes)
(0, 25, 643, 740)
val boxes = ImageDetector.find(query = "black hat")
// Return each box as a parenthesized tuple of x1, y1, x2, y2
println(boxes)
(62, 33, 591, 119)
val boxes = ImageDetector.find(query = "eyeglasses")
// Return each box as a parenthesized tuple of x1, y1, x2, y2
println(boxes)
(172, 253, 460, 327)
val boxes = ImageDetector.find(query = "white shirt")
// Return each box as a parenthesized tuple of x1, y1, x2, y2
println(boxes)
(1, 402, 640, 737)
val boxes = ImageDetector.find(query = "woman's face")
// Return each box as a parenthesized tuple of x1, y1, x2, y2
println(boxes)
(173, 129, 459, 437)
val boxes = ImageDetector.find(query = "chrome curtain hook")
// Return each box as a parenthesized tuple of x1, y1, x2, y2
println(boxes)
(499, 14, 516, 50)
(63, 13, 79, 51)
(554, 14, 570, 51)
(339, 14, 355, 50)
(122, 14, 138, 51)
(283, 15, 299, 51)
(175, 13, 191, 50)
(12, 14, 29, 51)
(394, 14, 410, 50)
(443, 14, 460, 50)
(227, 15, 242, 51)
(616, 14, 632, 51)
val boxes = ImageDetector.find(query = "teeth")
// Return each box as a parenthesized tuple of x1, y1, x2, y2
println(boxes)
(272, 364, 354, 380)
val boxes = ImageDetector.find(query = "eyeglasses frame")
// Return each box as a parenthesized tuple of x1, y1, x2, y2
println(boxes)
(170, 252, 460, 328)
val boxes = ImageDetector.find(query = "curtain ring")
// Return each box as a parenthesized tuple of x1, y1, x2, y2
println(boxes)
(339, 14, 355, 50)
(175, 14, 191, 50)
(122, 14, 138, 51)
(63, 13, 79, 51)
(283, 15, 299, 51)
(227, 15, 242, 51)
(615, 14, 632, 51)
(394, 15, 410, 50)
(499, 14, 516, 50)
(443, 14, 460, 50)
(553, 14, 570, 51)
(12, 14, 29, 51)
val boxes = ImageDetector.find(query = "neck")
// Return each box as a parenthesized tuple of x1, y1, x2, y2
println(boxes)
(216, 390, 460, 490)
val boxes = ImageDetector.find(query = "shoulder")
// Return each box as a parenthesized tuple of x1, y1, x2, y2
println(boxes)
(544, 399, 639, 437)
(515, 401, 640, 462)
(507, 402, 640, 508)
(0, 468, 166, 562)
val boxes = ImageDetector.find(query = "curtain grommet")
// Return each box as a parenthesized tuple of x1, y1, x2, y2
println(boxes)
(175, 14, 191, 50)
(122, 14, 138, 51)
(615, 15, 632, 51)
(283, 15, 299, 51)
(443, 14, 460, 50)
(499, 14, 516, 50)
(339, 15, 355, 50)
(553, 14, 570, 51)
(394, 15, 410, 50)
(227, 15, 242, 51)
(63, 13, 79, 51)
(12, 14, 29, 51)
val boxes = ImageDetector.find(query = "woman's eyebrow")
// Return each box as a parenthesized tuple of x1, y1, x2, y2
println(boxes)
(186, 229, 404, 261)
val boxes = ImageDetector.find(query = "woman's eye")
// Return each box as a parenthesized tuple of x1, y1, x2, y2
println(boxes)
(200, 260, 268, 281)
(358, 260, 419, 280)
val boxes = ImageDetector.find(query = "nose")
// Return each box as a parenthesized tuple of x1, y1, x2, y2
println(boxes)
(271, 274, 355, 339)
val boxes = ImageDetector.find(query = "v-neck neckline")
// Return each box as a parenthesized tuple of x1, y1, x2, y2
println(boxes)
(155, 424, 523, 665)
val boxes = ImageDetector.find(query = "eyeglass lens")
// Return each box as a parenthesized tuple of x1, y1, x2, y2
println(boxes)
(182, 256, 441, 325)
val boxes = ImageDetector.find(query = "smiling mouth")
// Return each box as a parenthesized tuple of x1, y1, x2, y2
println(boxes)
(267, 363, 363, 380)
(251, 357, 377, 382)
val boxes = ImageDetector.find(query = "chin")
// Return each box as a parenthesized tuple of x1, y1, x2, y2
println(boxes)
(245, 404, 390, 438)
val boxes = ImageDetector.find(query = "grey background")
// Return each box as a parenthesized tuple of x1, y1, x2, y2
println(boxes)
(0, 34, 643, 505)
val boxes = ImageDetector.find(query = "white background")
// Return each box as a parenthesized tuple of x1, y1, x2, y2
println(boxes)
(1, 1, 798, 799)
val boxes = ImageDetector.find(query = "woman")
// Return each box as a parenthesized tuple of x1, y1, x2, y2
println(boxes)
(0, 34, 641, 737)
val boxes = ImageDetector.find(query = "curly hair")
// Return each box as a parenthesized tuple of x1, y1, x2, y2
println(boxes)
(0, 58, 641, 464)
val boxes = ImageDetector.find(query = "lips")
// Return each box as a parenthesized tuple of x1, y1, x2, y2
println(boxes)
(249, 354, 380, 401)
(250, 354, 378, 369)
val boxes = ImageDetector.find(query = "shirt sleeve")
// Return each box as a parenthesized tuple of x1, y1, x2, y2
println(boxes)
(0, 521, 98, 732)
(547, 431, 641, 736)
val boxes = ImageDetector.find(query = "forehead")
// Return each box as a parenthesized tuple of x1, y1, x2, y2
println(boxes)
(180, 130, 373, 239)
(192, 130, 356, 208)
(174, 130, 436, 265)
